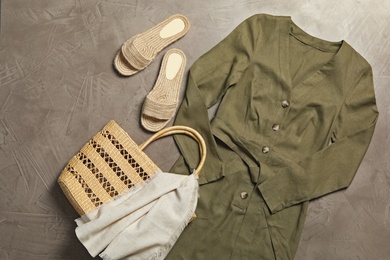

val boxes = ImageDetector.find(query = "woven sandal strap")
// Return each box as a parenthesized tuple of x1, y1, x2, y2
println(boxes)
(139, 126, 207, 176)
(143, 96, 177, 120)
(122, 37, 152, 70)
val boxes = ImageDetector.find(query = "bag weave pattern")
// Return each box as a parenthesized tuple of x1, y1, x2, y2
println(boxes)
(58, 121, 160, 215)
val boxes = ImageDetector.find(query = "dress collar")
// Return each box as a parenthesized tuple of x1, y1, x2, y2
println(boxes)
(279, 16, 351, 100)
(289, 17, 343, 54)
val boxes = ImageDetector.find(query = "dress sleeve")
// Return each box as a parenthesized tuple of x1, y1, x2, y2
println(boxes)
(258, 65, 379, 214)
(173, 15, 260, 180)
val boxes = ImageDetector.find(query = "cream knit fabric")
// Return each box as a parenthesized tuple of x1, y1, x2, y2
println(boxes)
(75, 171, 199, 260)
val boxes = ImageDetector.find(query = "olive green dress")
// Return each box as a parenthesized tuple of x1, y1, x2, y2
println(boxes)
(166, 14, 378, 259)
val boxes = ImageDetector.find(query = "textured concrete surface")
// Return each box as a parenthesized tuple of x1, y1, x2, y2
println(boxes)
(0, 0, 389, 259)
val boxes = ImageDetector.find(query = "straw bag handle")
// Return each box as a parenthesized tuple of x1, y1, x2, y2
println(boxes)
(139, 126, 206, 176)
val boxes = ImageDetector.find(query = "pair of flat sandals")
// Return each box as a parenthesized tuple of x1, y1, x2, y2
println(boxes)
(114, 14, 190, 132)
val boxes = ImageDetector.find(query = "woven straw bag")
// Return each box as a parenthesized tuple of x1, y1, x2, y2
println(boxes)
(58, 120, 206, 216)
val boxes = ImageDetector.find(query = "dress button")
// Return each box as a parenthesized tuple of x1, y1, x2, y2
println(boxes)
(281, 100, 290, 108)
(272, 124, 280, 131)
(262, 146, 270, 154)
(240, 192, 248, 199)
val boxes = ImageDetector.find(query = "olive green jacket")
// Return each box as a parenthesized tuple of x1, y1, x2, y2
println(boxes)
(171, 14, 378, 258)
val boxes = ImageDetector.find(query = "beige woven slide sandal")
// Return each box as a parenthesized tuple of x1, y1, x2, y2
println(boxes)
(114, 14, 190, 76)
(141, 49, 186, 132)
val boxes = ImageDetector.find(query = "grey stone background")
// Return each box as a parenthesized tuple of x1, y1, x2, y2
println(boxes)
(0, 0, 389, 259)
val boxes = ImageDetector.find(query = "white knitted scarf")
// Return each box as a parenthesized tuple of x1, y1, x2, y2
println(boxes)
(74, 171, 199, 260)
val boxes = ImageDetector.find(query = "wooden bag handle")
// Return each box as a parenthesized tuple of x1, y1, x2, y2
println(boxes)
(139, 126, 206, 176)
